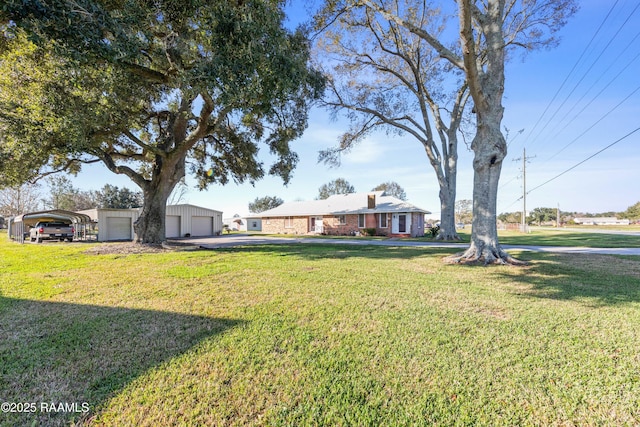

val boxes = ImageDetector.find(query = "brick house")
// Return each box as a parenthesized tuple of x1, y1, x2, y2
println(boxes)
(256, 191, 430, 237)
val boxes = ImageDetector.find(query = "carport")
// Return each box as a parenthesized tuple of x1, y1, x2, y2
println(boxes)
(8, 209, 93, 243)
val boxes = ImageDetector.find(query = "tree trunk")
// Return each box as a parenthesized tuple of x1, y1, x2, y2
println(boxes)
(436, 180, 460, 241)
(445, 120, 523, 265)
(134, 155, 185, 244)
(135, 188, 169, 244)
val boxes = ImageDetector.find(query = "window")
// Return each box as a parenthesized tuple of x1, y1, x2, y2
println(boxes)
(336, 215, 346, 225)
(358, 214, 365, 228)
(379, 213, 388, 228)
(252, 221, 258, 228)
(285, 216, 293, 228)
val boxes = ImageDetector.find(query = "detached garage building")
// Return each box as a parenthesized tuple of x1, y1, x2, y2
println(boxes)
(165, 204, 223, 238)
(77, 208, 139, 241)
(78, 204, 223, 242)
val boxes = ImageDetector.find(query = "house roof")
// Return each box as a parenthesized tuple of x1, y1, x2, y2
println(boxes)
(256, 191, 430, 217)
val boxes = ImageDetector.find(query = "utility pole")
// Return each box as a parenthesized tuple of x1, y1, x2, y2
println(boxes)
(513, 148, 535, 233)
(522, 148, 527, 232)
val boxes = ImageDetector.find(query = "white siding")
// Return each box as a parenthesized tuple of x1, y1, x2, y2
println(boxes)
(166, 204, 223, 237)
(166, 215, 181, 238)
(76, 208, 139, 242)
(192, 216, 213, 236)
(246, 218, 262, 231)
(106, 217, 132, 240)
(76, 204, 222, 241)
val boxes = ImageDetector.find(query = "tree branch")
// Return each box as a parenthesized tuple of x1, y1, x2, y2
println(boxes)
(120, 61, 169, 84)
(123, 130, 165, 157)
(360, 0, 465, 70)
(458, 0, 485, 111)
(93, 149, 149, 190)
(30, 158, 101, 184)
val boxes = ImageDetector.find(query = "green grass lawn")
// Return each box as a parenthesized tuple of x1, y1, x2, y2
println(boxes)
(416, 228, 640, 248)
(257, 227, 640, 248)
(1, 234, 639, 426)
(493, 228, 640, 248)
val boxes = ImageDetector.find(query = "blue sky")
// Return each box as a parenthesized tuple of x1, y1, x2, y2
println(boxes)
(70, 0, 640, 218)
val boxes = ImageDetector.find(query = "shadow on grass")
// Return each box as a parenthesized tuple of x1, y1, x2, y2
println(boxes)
(0, 296, 242, 427)
(208, 243, 460, 261)
(497, 252, 640, 306)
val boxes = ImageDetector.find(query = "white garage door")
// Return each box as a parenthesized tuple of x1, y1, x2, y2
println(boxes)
(192, 216, 213, 236)
(106, 217, 132, 241)
(166, 215, 180, 238)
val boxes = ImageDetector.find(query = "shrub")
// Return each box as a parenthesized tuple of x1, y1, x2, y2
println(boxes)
(427, 225, 440, 238)
(362, 228, 377, 236)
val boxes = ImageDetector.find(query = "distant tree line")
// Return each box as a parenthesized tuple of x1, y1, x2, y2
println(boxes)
(498, 201, 640, 226)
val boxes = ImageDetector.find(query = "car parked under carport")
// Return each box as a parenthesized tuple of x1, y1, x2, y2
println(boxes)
(7, 209, 92, 243)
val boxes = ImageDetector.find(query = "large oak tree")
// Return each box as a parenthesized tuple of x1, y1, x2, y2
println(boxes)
(0, 0, 324, 243)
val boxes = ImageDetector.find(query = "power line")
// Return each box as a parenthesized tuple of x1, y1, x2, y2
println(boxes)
(542, 29, 640, 142)
(500, 126, 640, 212)
(528, 126, 640, 195)
(526, 1, 640, 151)
(544, 83, 640, 162)
(518, 0, 621, 150)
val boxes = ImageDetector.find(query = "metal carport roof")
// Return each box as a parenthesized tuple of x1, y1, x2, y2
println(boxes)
(8, 209, 93, 243)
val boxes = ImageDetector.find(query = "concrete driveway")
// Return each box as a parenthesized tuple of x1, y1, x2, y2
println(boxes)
(170, 234, 640, 256)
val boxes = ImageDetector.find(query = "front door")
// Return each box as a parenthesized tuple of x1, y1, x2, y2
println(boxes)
(310, 216, 323, 233)
(392, 213, 409, 234)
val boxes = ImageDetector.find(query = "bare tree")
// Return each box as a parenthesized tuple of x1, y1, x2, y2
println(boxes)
(455, 199, 472, 224)
(46, 176, 101, 210)
(315, 1, 470, 240)
(359, 0, 577, 263)
(0, 183, 42, 217)
(167, 180, 189, 206)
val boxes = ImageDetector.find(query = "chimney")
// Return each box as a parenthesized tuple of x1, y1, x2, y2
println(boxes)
(367, 194, 376, 209)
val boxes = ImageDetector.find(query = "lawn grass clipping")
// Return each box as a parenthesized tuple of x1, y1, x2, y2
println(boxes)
(1, 237, 639, 426)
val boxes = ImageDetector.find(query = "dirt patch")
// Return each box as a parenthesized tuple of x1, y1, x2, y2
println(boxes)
(83, 242, 166, 255)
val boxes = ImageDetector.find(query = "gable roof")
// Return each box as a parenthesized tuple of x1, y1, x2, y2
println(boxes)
(256, 191, 430, 217)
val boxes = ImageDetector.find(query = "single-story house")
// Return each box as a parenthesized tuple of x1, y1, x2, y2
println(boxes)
(7, 209, 93, 243)
(78, 204, 223, 241)
(256, 191, 430, 237)
(223, 215, 263, 232)
(573, 217, 630, 226)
